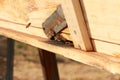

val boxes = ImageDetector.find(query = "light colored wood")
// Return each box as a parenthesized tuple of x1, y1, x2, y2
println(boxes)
(61, 0, 93, 51)
(81, 0, 120, 44)
(93, 40, 120, 57)
(1, 27, 120, 74)
(0, 0, 61, 37)
(0, 0, 61, 24)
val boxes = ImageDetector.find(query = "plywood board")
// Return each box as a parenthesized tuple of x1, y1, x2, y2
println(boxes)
(0, 0, 61, 37)
(81, 0, 120, 45)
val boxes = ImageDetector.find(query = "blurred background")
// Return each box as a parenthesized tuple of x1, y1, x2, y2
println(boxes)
(13, 41, 120, 80)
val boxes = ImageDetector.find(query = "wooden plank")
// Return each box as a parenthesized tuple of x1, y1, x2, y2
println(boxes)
(92, 40, 120, 57)
(61, 0, 93, 51)
(0, 20, 71, 40)
(81, 0, 120, 45)
(39, 49, 59, 80)
(1, 27, 120, 74)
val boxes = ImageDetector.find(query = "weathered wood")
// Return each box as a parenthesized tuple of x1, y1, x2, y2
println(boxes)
(1, 27, 120, 74)
(61, 0, 93, 51)
(0, 36, 14, 80)
(81, 0, 120, 45)
(39, 49, 59, 80)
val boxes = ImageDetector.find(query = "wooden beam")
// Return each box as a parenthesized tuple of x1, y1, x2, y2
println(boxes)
(39, 49, 59, 80)
(1, 27, 120, 74)
(61, 0, 93, 51)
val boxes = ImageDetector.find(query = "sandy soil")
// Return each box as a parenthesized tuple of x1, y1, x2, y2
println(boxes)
(13, 42, 120, 80)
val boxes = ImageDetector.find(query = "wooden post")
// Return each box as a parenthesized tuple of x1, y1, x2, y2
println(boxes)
(0, 36, 14, 80)
(6, 38, 14, 80)
(39, 49, 59, 80)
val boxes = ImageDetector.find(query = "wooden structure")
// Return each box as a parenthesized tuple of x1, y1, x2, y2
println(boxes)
(1, 0, 120, 79)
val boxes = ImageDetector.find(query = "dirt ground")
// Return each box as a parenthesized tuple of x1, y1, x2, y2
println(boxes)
(13, 42, 120, 80)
